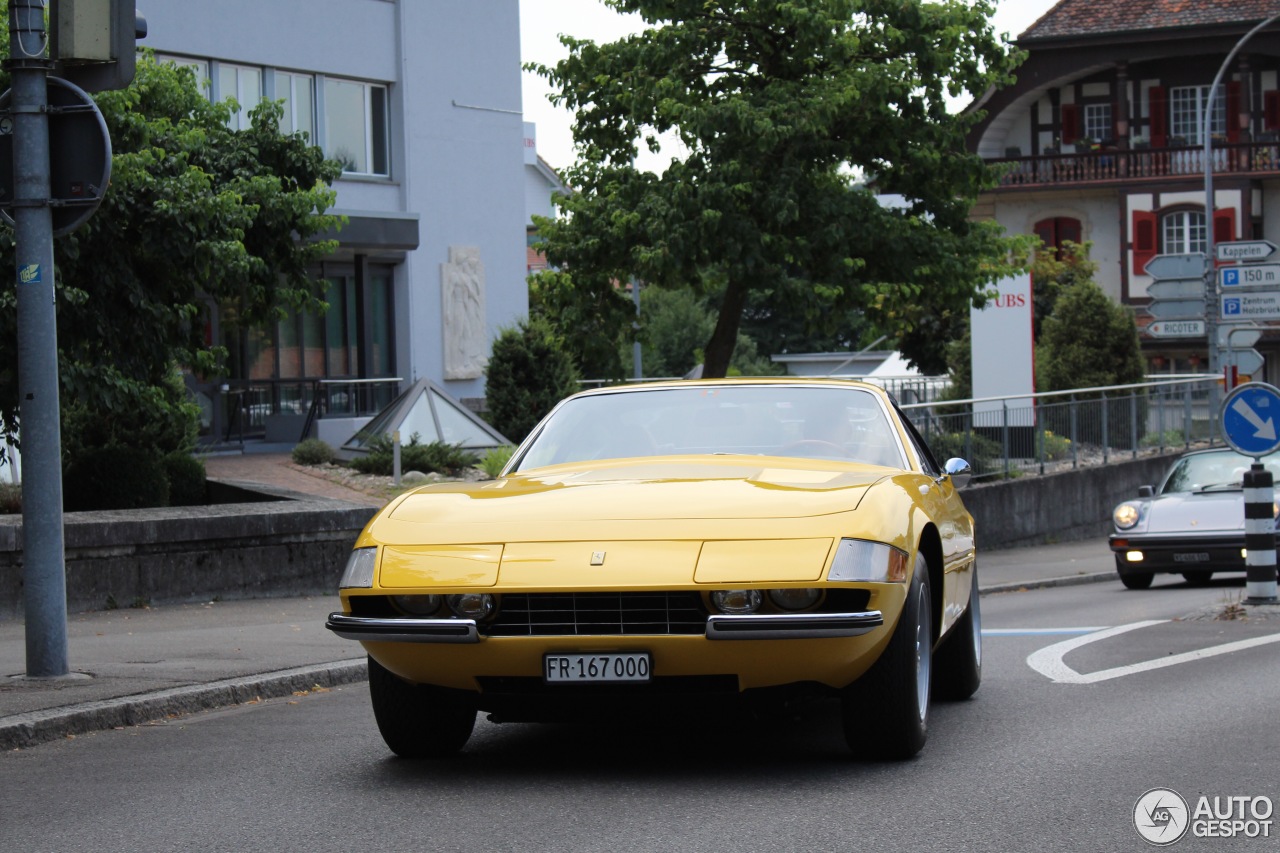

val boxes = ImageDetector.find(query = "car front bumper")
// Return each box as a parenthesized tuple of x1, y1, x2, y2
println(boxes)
(1108, 532, 1266, 573)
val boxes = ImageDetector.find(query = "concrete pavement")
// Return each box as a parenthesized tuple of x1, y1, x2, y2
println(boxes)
(0, 453, 1120, 751)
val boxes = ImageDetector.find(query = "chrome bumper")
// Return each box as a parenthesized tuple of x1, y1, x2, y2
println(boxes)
(705, 610, 883, 640)
(327, 609, 884, 644)
(326, 613, 480, 644)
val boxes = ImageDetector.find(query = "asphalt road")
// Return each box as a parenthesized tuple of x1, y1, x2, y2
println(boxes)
(3, 556, 1278, 852)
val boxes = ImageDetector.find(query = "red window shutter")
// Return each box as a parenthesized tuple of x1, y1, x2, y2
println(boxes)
(1214, 208, 1237, 245)
(1226, 81, 1242, 143)
(1266, 91, 1280, 131)
(1033, 218, 1057, 250)
(1133, 210, 1158, 275)
(1058, 217, 1082, 246)
(1060, 104, 1081, 145)
(1149, 87, 1167, 147)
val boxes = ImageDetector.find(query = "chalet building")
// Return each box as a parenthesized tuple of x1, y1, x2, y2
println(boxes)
(966, 0, 1280, 381)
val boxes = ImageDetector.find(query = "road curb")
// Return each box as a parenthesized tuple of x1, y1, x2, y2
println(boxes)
(0, 658, 368, 752)
(980, 571, 1116, 596)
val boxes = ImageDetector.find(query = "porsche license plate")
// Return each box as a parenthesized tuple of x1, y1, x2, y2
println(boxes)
(1173, 553, 1210, 563)
(544, 652, 651, 683)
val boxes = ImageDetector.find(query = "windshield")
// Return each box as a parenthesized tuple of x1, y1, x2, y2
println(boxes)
(1161, 449, 1280, 494)
(512, 384, 908, 472)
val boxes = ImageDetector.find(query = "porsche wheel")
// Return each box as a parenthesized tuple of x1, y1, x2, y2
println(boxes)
(842, 553, 931, 760)
(368, 656, 476, 758)
(934, 565, 981, 701)
(1119, 570, 1154, 590)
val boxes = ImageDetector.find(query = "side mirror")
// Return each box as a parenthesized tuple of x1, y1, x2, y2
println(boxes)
(943, 457, 972, 490)
(1138, 485, 1155, 498)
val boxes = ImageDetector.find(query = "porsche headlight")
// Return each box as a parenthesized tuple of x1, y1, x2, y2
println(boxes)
(827, 539, 909, 583)
(711, 589, 763, 614)
(338, 547, 377, 589)
(1113, 503, 1142, 530)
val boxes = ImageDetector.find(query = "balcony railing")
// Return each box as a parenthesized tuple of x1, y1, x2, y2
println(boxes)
(989, 139, 1280, 188)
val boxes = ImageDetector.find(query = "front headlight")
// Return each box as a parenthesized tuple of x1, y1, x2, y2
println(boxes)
(711, 589, 763, 614)
(338, 547, 377, 589)
(1113, 503, 1142, 530)
(390, 594, 442, 616)
(827, 539, 909, 583)
(767, 588, 822, 611)
(447, 593, 496, 620)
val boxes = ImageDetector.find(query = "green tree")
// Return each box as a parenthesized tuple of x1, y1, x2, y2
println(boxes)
(485, 316, 582, 444)
(1037, 280, 1145, 392)
(529, 0, 1023, 378)
(635, 285, 779, 378)
(529, 268, 635, 381)
(0, 49, 342, 452)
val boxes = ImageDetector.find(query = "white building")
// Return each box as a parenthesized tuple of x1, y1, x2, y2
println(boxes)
(139, 0, 528, 444)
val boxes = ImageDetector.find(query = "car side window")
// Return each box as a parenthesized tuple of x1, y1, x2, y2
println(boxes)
(895, 405, 941, 476)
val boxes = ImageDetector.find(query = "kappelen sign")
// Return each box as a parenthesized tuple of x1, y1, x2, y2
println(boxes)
(970, 273, 1034, 426)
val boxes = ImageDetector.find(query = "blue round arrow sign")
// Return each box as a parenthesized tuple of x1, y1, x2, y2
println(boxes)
(1221, 382, 1280, 457)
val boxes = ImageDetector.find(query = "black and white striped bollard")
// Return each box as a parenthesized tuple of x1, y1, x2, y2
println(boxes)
(1243, 463, 1279, 605)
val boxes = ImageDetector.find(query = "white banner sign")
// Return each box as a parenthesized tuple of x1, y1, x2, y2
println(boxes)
(971, 273, 1034, 426)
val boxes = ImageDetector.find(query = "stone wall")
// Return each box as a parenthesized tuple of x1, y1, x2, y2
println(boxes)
(0, 486, 376, 619)
(961, 451, 1181, 551)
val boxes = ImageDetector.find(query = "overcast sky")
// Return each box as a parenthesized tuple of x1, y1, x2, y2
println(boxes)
(518, 0, 1060, 172)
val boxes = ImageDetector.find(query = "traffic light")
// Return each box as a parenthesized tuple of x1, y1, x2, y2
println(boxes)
(50, 0, 148, 93)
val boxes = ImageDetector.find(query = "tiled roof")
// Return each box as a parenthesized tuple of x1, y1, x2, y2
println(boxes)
(1020, 0, 1280, 41)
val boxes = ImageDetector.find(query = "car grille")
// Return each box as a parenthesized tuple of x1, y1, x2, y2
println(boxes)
(486, 591, 708, 637)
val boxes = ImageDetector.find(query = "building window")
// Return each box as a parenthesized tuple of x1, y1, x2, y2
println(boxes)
(323, 78, 389, 176)
(277, 71, 315, 140)
(1034, 217, 1082, 260)
(217, 63, 263, 131)
(1163, 210, 1206, 255)
(1169, 86, 1225, 145)
(1082, 104, 1111, 143)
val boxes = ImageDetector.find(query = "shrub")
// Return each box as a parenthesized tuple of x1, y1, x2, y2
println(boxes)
(61, 367, 201, 469)
(485, 316, 581, 444)
(480, 445, 515, 478)
(1040, 430, 1072, 461)
(927, 430, 1003, 480)
(162, 451, 207, 506)
(351, 433, 479, 477)
(292, 438, 336, 466)
(64, 446, 169, 511)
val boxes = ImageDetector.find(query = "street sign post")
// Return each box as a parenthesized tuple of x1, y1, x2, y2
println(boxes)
(1220, 264, 1280, 288)
(1149, 319, 1206, 337)
(1221, 382, 1280, 456)
(1218, 325, 1263, 348)
(1217, 240, 1278, 263)
(1222, 292, 1280, 321)
(1144, 252, 1206, 324)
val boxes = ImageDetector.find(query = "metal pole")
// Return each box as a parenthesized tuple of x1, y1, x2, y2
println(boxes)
(1204, 13, 1280, 384)
(7, 0, 68, 677)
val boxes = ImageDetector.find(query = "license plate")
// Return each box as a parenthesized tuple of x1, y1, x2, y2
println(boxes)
(544, 652, 651, 684)
(1173, 553, 1210, 563)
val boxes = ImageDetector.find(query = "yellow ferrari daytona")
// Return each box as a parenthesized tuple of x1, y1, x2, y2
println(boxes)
(326, 378, 980, 759)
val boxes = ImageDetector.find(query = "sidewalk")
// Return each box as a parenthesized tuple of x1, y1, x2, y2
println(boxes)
(1, 451, 1117, 751)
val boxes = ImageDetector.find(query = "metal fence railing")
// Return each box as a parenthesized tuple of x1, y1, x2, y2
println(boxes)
(901, 375, 1223, 482)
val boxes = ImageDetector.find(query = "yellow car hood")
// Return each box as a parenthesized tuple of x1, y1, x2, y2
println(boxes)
(370, 458, 889, 547)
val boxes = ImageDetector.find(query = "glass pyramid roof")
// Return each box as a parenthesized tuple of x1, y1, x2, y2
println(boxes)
(344, 379, 510, 453)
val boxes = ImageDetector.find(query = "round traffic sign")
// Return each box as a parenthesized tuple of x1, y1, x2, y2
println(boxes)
(1221, 382, 1280, 457)
(0, 76, 112, 237)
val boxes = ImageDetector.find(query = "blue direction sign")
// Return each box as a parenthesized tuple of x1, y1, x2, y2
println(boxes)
(1222, 382, 1280, 457)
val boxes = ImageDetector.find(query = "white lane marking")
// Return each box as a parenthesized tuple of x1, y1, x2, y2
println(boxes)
(984, 627, 1106, 636)
(1027, 620, 1280, 684)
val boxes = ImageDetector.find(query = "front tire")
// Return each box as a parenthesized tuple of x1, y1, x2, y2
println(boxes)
(934, 563, 981, 701)
(842, 552, 932, 760)
(368, 656, 476, 758)
(1119, 570, 1154, 590)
